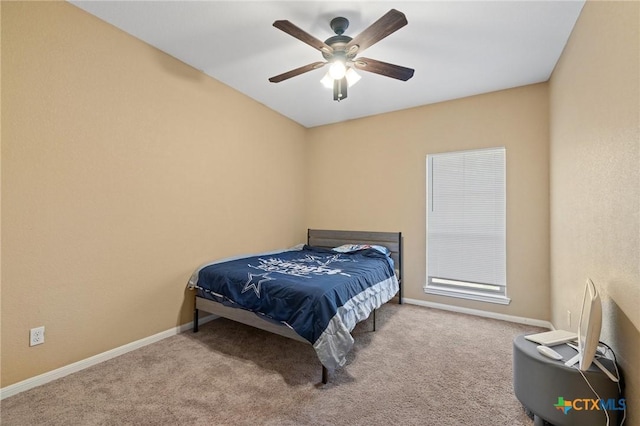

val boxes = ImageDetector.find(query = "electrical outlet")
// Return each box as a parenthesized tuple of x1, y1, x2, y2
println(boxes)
(567, 310, 571, 328)
(30, 326, 45, 346)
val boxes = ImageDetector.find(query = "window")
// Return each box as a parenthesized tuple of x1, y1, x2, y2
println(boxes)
(425, 147, 509, 304)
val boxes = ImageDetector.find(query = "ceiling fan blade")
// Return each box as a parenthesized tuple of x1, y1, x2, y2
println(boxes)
(352, 57, 414, 81)
(269, 62, 326, 83)
(345, 9, 408, 55)
(273, 20, 333, 54)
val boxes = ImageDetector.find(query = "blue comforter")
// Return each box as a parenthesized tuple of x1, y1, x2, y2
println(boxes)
(192, 245, 395, 345)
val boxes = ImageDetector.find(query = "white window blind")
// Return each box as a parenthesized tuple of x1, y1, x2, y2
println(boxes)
(426, 147, 508, 304)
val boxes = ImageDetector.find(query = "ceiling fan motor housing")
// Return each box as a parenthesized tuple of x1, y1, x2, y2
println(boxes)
(323, 17, 355, 60)
(330, 17, 349, 35)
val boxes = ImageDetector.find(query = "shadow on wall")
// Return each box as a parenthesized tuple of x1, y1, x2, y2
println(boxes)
(180, 285, 196, 327)
(609, 297, 640, 357)
(603, 296, 639, 406)
(154, 49, 206, 82)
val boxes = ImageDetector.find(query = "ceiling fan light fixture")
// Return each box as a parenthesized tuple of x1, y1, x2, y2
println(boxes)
(328, 59, 347, 80)
(345, 67, 361, 87)
(320, 72, 334, 89)
(321, 67, 360, 90)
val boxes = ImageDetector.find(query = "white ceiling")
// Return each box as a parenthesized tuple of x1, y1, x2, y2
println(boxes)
(69, 1, 585, 128)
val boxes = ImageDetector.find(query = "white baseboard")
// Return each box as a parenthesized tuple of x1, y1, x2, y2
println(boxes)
(0, 315, 217, 400)
(403, 297, 553, 329)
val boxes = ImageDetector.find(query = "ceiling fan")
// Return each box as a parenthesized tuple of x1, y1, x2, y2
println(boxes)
(269, 9, 414, 101)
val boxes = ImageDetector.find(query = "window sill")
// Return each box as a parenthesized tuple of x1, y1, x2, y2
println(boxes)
(424, 286, 511, 305)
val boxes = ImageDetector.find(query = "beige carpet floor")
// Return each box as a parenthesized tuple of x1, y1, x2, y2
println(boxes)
(1, 303, 542, 425)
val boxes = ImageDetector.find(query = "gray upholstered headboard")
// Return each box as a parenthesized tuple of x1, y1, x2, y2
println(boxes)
(307, 229, 403, 303)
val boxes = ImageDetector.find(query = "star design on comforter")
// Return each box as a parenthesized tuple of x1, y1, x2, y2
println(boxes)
(242, 272, 274, 298)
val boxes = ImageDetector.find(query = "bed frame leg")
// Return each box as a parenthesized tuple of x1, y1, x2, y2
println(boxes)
(373, 308, 377, 332)
(193, 308, 199, 333)
(322, 366, 328, 384)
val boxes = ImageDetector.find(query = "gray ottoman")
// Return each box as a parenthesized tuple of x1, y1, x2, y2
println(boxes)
(513, 334, 622, 425)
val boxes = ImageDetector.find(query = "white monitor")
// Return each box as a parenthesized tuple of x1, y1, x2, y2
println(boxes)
(564, 279, 618, 382)
(578, 278, 602, 371)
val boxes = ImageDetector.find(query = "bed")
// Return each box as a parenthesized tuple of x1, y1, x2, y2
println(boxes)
(187, 229, 403, 383)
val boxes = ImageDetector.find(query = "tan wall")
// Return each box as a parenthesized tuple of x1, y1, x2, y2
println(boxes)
(306, 84, 550, 321)
(549, 1, 639, 420)
(0, 1, 3, 385)
(1, 2, 307, 387)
